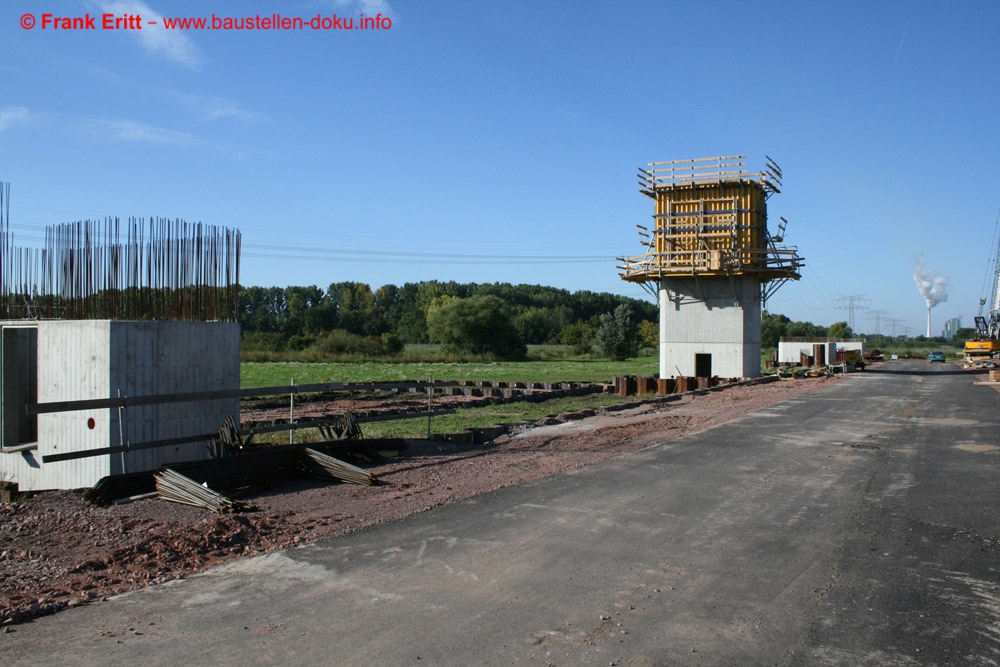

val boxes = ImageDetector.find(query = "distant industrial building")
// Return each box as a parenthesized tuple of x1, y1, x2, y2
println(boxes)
(942, 317, 962, 339)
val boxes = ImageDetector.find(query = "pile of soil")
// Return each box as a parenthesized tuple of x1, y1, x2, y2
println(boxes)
(0, 375, 841, 626)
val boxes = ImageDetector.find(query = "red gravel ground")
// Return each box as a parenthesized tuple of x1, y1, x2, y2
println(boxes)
(0, 375, 844, 626)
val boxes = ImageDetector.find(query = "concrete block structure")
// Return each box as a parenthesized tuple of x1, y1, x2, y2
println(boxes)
(0, 320, 239, 491)
(619, 156, 803, 379)
(777, 340, 838, 365)
(658, 277, 763, 378)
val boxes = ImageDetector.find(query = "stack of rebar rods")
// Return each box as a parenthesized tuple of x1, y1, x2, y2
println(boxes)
(86, 469, 158, 506)
(154, 468, 254, 513)
(88, 443, 384, 510)
(0, 181, 12, 318)
(301, 448, 376, 486)
(168, 445, 301, 491)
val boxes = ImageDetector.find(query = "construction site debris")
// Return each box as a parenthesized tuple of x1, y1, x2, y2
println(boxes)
(155, 468, 255, 514)
(301, 448, 375, 486)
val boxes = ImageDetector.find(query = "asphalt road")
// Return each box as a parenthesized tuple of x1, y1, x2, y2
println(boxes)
(2, 359, 999, 666)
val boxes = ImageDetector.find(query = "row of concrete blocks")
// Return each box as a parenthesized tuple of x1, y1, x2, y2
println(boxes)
(432, 385, 599, 399)
(401, 381, 590, 394)
(348, 385, 607, 423)
(613, 375, 741, 397)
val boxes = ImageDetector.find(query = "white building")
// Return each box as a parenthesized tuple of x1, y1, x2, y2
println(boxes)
(777, 338, 865, 365)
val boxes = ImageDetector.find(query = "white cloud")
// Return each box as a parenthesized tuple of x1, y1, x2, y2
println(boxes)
(83, 65, 268, 125)
(83, 117, 284, 159)
(357, 0, 394, 16)
(331, 0, 395, 18)
(0, 106, 32, 131)
(166, 91, 269, 125)
(93, 0, 204, 69)
(86, 118, 196, 144)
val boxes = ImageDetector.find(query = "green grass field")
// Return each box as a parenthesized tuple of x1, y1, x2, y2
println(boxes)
(360, 392, 633, 439)
(241, 356, 659, 388)
(241, 355, 659, 440)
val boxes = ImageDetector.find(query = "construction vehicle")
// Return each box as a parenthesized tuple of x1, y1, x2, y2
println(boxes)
(842, 349, 866, 370)
(964, 313, 1000, 363)
(965, 217, 1000, 364)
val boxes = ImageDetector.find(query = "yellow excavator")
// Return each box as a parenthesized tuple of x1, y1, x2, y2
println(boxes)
(965, 217, 1000, 364)
(964, 315, 1000, 363)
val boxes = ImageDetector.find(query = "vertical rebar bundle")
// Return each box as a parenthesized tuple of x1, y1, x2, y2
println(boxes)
(0, 188, 241, 322)
(0, 181, 10, 318)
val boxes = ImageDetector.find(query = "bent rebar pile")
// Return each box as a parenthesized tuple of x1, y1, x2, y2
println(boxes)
(155, 468, 254, 513)
(301, 447, 376, 486)
(0, 202, 240, 321)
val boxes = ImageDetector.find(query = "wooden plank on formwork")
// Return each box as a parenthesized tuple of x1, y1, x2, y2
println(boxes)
(647, 155, 745, 167)
(646, 162, 748, 175)
(648, 167, 750, 180)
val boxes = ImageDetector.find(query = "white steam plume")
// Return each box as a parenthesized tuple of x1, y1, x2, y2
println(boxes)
(913, 257, 949, 308)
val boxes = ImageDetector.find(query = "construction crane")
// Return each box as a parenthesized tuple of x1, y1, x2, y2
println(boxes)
(965, 211, 1000, 363)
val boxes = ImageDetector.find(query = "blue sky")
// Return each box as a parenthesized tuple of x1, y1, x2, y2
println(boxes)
(5, 0, 1000, 337)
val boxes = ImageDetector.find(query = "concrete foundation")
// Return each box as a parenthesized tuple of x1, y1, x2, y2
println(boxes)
(659, 277, 762, 379)
(0, 320, 240, 491)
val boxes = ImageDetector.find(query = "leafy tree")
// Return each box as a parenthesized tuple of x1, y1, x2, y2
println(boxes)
(638, 320, 659, 348)
(785, 320, 827, 339)
(595, 304, 641, 361)
(380, 332, 405, 354)
(426, 295, 526, 359)
(372, 284, 401, 335)
(559, 319, 596, 355)
(425, 294, 461, 320)
(761, 311, 790, 348)
(327, 281, 375, 335)
(953, 327, 976, 341)
(239, 286, 287, 333)
(392, 282, 429, 343)
(514, 306, 563, 344)
(283, 285, 326, 336)
(827, 321, 854, 339)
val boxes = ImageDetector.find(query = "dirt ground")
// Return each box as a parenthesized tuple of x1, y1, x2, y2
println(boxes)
(0, 374, 844, 627)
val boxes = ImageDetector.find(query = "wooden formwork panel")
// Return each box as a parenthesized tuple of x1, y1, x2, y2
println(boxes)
(651, 182, 767, 275)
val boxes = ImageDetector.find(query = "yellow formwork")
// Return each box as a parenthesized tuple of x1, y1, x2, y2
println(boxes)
(651, 182, 766, 276)
(618, 155, 803, 285)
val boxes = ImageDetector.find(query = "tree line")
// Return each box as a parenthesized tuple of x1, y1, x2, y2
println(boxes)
(238, 280, 659, 358)
(761, 312, 854, 348)
(237, 283, 880, 361)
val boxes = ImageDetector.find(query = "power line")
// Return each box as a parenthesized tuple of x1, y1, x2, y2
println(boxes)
(833, 294, 870, 330)
(867, 309, 891, 336)
(242, 251, 608, 265)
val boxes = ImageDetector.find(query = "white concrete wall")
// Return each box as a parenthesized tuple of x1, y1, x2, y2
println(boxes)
(777, 341, 837, 365)
(0, 320, 239, 491)
(109, 320, 240, 475)
(35, 320, 114, 490)
(658, 277, 762, 379)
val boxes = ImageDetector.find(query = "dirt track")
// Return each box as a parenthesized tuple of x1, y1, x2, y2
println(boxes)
(0, 375, 842, 626)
